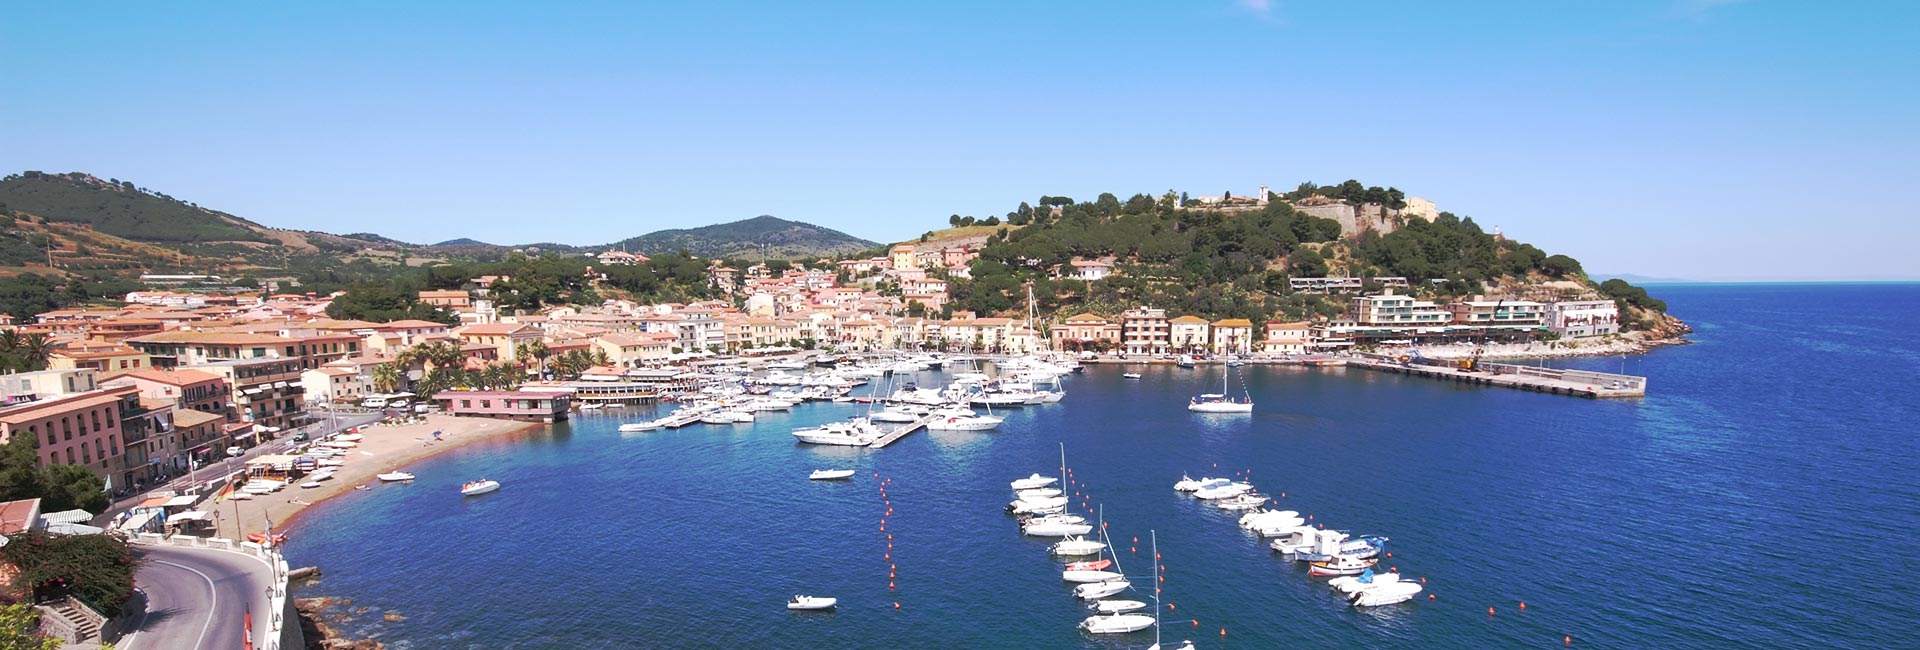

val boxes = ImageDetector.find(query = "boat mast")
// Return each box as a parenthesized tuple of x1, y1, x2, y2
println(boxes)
(1152, 529, 1161, 648)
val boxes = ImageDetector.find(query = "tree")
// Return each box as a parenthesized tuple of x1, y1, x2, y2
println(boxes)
(0, 531, 138, 617)
(17, 334, 52, 371)
(0, 437, 44, 503)
(1541, 254, 1583, 278)
(371, 363, 402, 394)
(949, 214, 962, 227)
(0, 603, 63, 650)
(39, 465, 106, 513)
(1288, 248, 1329, 277)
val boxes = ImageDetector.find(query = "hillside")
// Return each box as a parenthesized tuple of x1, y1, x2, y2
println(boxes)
(0, 172, 271, 244)
(608, 215, 876, 260)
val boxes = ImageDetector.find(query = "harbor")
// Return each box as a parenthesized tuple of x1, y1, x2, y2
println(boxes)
(1346, 355, 1648, 398)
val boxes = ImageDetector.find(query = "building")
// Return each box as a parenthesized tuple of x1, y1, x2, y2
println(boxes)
(0, 368, 99, 406)
(47, 343, 151, 377)
(1069, 260, 1113, 282)
(1210, 319, 1255, 355)
(1446, 298, 1547, 327)
(1121, 307, 1169, 355)
(1545, 300, 1621, 338)
(191, 357, 306, 435)
(166, 408, 230, 470)
(1348, 292, 1453, 327)
(125, 331, 296, 368)
(454, 323, 544, 362)
(889, 243, 919, 270)
(435, 390, 570, 423)
(417, 290, 472, 309)
(103, 368, 230, 419)
(1289, 277, 1409, 293)
(301, 367, 367, 405)
(1053, 313, 1122, 351)
(596, 250, 649, 266)
(1261, 321, 1311, 354)
(0, 388, 131, 482)
(1168, 316, 1212, 354)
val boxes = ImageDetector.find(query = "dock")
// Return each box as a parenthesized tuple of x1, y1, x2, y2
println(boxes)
(1347, 357, 1647, 398)
(869, 416, 933, 448)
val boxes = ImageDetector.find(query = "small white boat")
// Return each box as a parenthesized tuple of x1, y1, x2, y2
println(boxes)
(1010, 473, 1058, 490)
(809, 469, 856, 480)
(1009, 496, 1071, 514)
(461, 479, 500, 496)
(1328, 570, 1405, 595)
(1073, 578, 1131, 600)
(1172, 474, 1203, 492)
(1307, 555, 1379, 576)
(1080, 612, 1155, 634)
(1149, 642, 1196, 650)
(786, 595, 837, 610)
(1063, 569, 1124, 583)
(1023, 518, 1093, 537)
(1051, 536, 1107, 556)
(1093, 599, 1147, 614)
(1188, 393, 1254, 413)
(1174, 355, 1197, 368)
(579, 402, 605, 410)
(377, 472, 415, 482)
(299, 481, 322, 489)
(618, 421, 662, 432)
(1213, 493, 1268, 510)
(1349, 581, 1424, 607)
(1122, 372, 1143, 379)
(1192, 481, 1254, 500)
(1015, 487, 1063, 499)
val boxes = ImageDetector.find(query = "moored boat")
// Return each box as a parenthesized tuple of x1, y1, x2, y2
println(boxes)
(1307, 555, 1379, 576)
(1010, 473, 1058, 490)
(1093, 599, 1146, 613)
(1063, 569, 1124, 583)
(461, 479, 500, 496)
(1080, 612, 1154, 634)
(786, 595, 837, 610)
(809, 469, 856, 480)
(1349, 580, 1424, 607)
(377, 472, 415, 482)
(1073, 578, 1131, 600)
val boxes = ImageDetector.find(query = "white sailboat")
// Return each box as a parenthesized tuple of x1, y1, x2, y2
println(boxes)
(1187, 362, 1252, 413)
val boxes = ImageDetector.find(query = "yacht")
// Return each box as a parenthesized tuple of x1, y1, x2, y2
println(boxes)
(791, 419, 882, 446)
(1349, 580, 1424, 607)
(1191, 480, 1254, 500)
(1073, 578, 1131, 600)
(460, 479, 500, 496)
(786, 595, 837, 610)
(377, 472, 415, 482)
(1080, 612, 1154, 634)
(1188, 363, 1252, 413)
(1010, 473, 1058, 490)
(1022, 517, 1093, 537)
(925, 406, 1003, 431)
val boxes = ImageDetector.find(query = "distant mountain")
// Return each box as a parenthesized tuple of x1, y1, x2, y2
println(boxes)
(431, 238, 493, 247)
(0, 171, 271, 244)
(607, 215, 878, 260)
(1597, 273, 1692, 284)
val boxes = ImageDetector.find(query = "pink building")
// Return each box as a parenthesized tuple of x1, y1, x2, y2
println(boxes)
(435, 390, 571, 423)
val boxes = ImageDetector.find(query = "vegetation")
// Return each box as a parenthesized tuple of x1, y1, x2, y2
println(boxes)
(0, 437, 109, 514)
(0, 172, 266, 243)
(0, 602, 64, 650)
(0, 330, 55, 373)
(323, 283, 456, 324)
(0, 531, 138, 617)
(606, 215, 876, 259)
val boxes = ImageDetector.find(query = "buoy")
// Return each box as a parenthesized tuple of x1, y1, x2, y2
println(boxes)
(1488, 606, 1496, 615)
(890, 564, 895, 570)
(885, 553, 890, 560)
(1220, 628, 1227, 637)
(1192, 621, 1199, 627)
(1131, 547, 1136, 553)
(1428, 594, 1435, 600)
(1520, 601, 1527, 610)
(1133, 537, 1138, 543)
(1565, 635, 1572, 644)
(889, 581, 895, 589)
(1387, 552, 1393, 558)
(1420, 577, 1427, 583)
(1169, 603, 1175, 611)
(893, 602, 899, 609)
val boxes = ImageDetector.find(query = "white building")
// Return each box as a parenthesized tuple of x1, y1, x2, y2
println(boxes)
(1545, 300, 1621, 338)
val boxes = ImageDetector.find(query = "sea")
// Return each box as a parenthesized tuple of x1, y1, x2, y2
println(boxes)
(286, 283, 1920, 649)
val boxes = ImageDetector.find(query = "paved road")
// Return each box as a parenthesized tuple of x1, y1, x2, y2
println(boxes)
(95, 411, 385, 527)
(122, 545, 274, 650)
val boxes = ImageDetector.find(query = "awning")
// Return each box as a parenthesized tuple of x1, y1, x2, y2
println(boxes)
(40, 509, 95, 525)
(45, 522, 104, 535)
(232, 431, 256, 440)
(163, 495, 198, 508)
(170, 510, 212, 522)
(118, 511, 160, 532)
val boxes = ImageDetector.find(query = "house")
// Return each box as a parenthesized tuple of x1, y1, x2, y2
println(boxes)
(417, 290, 472, 309)
(1052, 313, 1121, 351)
(1168, 316, 1212, 354)
(435, 390, 570, 423)
(889, 243, 919, 270)
(596, 250, 649, 266)
(47, 343, 151, 378)
(454, 323, 544, 361)
(1210, 318, 1255, 355)
(1121, 307, 1169, 355)
(301, 367, 367, 405)
(125, 331, 298, 368)
(1261, 321, 1311, 355)
(1069, 259, 1113, 282)
(1348, 291, 1453, 327)
(188, 357, 306, 435)
(0, 388, 133, 481)
(103, 368, 230, 419)
(1545, 300, 1621, 338)
(1446, 297, 1546, 328)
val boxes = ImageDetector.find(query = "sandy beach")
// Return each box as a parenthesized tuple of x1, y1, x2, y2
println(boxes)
(206, 414, 546, 540)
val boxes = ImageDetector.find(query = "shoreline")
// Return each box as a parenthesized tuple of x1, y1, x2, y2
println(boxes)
(210, 414, 548, 541)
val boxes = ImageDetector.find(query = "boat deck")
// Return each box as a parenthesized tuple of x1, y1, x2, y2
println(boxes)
(868, 415, 934, 448)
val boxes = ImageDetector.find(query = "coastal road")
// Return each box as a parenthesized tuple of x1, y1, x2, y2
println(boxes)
(122, 545, 274, 650)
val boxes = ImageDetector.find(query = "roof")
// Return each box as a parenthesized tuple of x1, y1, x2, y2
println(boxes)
(0, 498, 42, 535)
(115, 368, 225, 386)
(1063, 313, 1108, 323)
(1212, 318, 1255, 328)
(129, 331, 292, 345)
(379, 320, 450, 329)
(0, 391, 125, 424)
(171, 409, 226, 428)
(1169, 315, 1211, 324)
(457, 323, 537, 336)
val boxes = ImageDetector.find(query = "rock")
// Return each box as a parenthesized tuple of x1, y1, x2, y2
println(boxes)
(382, 611, 405, 622)
(289, 566, 323, 581)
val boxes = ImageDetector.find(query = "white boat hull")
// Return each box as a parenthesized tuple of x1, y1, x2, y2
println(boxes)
(1051, 539, 1106, 556)
(1188, 401, 1253, 413)
(809, 470, 856, 480)
(1080, 613, 1154, 633)
(787, 596, 838, 610)
(1349, 581, 1423, 606)
(1094, 599, 1147, 614)
(1010, 474, 1058, 490)
(461, 481, 500, 496)
(1023, 522, 1094, 537)
(1062, 569, 1123, 583)
(1073, 579, 1131, 600)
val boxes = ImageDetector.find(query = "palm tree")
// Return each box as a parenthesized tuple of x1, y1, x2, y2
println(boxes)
(372, 363, 402, 394)
(528, 340, 551, 378)
(19, 334, 53, 371)
(0, 329, 20, 371)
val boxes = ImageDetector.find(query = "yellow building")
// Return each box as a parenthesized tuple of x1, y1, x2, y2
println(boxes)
(1168, 316, 1212, 354)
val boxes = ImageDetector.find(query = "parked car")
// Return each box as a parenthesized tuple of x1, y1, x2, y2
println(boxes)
(226, 446, 245, 456)
(292, 432, 309, 442)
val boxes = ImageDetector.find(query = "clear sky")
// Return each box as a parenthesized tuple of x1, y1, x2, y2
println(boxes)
(3, 1, 1915, 281)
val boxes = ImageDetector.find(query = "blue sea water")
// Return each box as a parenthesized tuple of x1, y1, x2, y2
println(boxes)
(288, 284, 1920, 649)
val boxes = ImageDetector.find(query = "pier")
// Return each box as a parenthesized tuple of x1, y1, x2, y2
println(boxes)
(1347, 356, 1647, 398)
(869, 416, 933, 448)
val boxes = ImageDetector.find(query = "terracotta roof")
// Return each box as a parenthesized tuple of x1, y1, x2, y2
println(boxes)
(171, 409, 226, 428)
(116, 368, 224, 386)
(1169, 315, 1211, 324)
(1211, 318, 1255, 328)
(129, 331, 291, 345)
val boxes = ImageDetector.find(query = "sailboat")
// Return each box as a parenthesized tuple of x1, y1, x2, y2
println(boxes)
(1187, 362, 1252, 413)
(1076, 527, 1158, 635)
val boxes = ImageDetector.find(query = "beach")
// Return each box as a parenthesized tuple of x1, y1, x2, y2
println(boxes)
(208, 414, 546, 540)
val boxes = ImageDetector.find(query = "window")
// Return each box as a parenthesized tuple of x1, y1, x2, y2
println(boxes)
(460, 400, 471, 409)
(65, 448, 75, 464)
(62, 418, 72, 440)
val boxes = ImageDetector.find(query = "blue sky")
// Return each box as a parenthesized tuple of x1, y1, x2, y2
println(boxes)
(3, 1, 1915, 280)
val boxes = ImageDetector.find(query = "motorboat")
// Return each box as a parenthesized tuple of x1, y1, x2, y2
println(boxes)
(1080, 612, 1154, 634)
(1015, 487, 1063, 499)
(1010, 473, 1058, 490)
(1024, 513, 1086, 525)
(809, 469, 856, 480)
(618, 421, 662, 432)
(1307, 555, 1379, 576)
(1122, 372, 1143, 379)
(1293, 535, 1389, 562)
(1212, 493, 1268, 510)
(298, 481, 322, 489)
(461, 479, 501, 496)
(377, 472, 415, 482)
(1192, 481, 1254, 500)
(1008, 496, 1071, 514)
(1023, 518, 1093, 537)
(1149, 642, 1196, 650)
(1270, 528, 1348, 557)
(1243, 515, 1307, 537)
(1238, 509, 1301, 529)
(1073, 579, 1131, 600)
(925, 407, 1003, 431)
(791, 419, 882, 446)
(700, 412, 740, 425)
(786, 595, 837, 611)
(1063, 569, 1124, 583)
(1349, 580, 1424, 607)
(869, 407, 921, 423)
(1172, 474, 1204, 492)
(579, 402, 604, 410)
(1175, 355, 1197, 368)
(1093, 599, 1146, 614)
(1328, 569, 1404, 595)
(1065, 559, 1111, 571)
(1051, 536, 1107, 556)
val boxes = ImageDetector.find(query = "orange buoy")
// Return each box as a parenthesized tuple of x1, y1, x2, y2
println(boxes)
(1192, 621, 1199, 627)
(1387, 552, 1393, 558)
(1420, 577, 1427, 583)
(1488, 606, 1496, 615)
(889, 581, 895, 589)
(893, 601, 900, 609)
(890, 564, 895, 570)
(1169, 603, 1176, 611)
(1520, 601, 1527, 610)
(1565, 635, 1572, 644)
(1133, 537, 1138, 543)
(884, 553, 890, 560)
(1428, 594, 1435, 600)
(1131, 547, 1136, 553)
(1220, 628, 1227, 637)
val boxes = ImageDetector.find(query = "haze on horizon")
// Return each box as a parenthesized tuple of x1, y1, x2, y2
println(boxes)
(3, 1, 1914, 282)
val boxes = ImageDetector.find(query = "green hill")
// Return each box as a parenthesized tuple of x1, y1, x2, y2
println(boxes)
(0, 172, 270, 244)
(608, 215, 877, 259)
